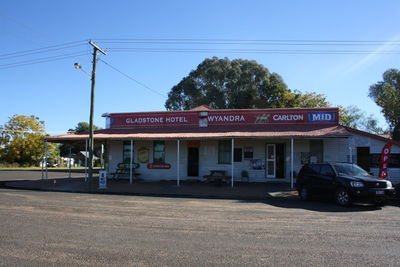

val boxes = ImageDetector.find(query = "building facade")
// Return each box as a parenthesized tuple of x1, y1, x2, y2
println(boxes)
(47, 106, 400, 186)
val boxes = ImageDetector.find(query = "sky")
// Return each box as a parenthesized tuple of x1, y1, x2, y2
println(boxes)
(1, 0, 400, 134)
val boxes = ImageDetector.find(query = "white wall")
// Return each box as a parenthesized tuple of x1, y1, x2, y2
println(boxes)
(106, 138, 317, 183)
(106, 136, 400, 185)
(350, 133, 400, 185)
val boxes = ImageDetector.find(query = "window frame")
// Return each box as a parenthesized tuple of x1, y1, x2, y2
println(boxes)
(122, 140, 134, 164)
(153, 141, 165, 164)
(218, 140, 232, 164)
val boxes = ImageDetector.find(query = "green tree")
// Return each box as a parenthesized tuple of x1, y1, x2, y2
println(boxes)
(60, 122, 102, 157)
(166, 57, 332, 110)
(165, 57, 292, 110)
(165, 57, 386, 134)
(68, 122, 101, 134)
(283, 90, 330, 108)
(0, 115, 57, 166)
(369, 68, 400, 140)
(339, 105, 387, 134)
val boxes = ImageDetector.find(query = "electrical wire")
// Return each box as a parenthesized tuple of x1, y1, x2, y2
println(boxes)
(0, 51, 88, 67)
(98, 58, 166, 98)
(0, 40, 87, 58)
(0, 43, 87, 60)
(93, 38, 400, 45)
(104, 47, 400, 55)
(0, 52, 87, 69)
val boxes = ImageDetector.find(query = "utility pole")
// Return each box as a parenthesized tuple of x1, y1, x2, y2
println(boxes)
(88, 40, 106, 188)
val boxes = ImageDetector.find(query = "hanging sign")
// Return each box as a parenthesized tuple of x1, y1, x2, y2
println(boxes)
(249, 159, 265, 170)
(138, 147, 149, 163)
(187, 140, 200, 147)
(379, 142, 392, 178)
(147, 163, 171, 169)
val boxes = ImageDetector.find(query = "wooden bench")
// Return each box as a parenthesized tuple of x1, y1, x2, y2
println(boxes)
(111, 168, 141, 180)
(203, 170, 230, 185)
(111, 163, 141, 180)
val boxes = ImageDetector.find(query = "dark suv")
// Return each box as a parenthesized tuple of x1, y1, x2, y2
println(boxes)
(296, 162, 396, 206)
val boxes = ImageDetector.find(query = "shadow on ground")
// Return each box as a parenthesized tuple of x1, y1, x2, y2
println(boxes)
(239, 197, 399, 212)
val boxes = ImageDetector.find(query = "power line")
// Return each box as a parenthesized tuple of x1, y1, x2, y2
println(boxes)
(98, 58, 166, 98)
(93, 38, 400, 45)
(0, 52, 87, 69)
(104, 47, 400, 55)
(94, 41, 400, 46)
(0, 40, 87, 58)
(0, 43, 87, 60)
(0, 51, 88, 67)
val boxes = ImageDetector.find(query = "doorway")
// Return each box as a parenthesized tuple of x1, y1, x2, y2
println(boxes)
(187, 147, 199, 176)
(275, 143, 285, 178)
(265, 143, 285, 179)
(357, 147, 370, 172)
(265, 144, 276, 178)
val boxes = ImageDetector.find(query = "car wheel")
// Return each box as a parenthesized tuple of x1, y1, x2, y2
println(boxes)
(299, 186, 310, 200)
(336, 188, 352, 207)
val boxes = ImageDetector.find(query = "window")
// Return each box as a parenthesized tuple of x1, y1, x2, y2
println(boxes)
(234, 148, 242, 162)
(123, 141, 134, 164)
(310, 140, 323, 163)
(320, 164, 335, 177)
(218, 140, 231, 164)
(153, 141, 165, 163)
(309, 164, 321, 175)
(370, 154, 400, 168)
(244, 147, 253, 159)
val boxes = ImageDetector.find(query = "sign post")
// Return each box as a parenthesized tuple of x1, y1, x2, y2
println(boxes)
(99, 170, 107, 189)
(379, 142, 392, 178)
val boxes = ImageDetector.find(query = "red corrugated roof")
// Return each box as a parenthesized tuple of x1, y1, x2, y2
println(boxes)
(342, 126, 400, 146)
(46, 125, 351, 142)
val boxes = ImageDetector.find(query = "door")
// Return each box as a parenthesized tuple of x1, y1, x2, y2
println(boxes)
(318, 164, 336, 195)
(187, 147, 199, 176)
(275, 143, 285, 178)
(265, 144, 276, 178)
(357, 147, 370, 172)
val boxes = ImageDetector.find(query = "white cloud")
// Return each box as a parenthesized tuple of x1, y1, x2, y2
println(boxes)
(342, 34, 400, 77)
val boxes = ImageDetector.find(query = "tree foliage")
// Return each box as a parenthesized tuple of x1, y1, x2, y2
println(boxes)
(166, 57, 331, 110)
(67, 122, 102, 134)
(369, 68, 400, 140)
(166, 57, 289, 110)
(0, 115, 57, 166)
(339, 106, 386, 134)
(60, 122, 102, 157)
(283, 90, 330, 108)
(165, 57, 388, 135)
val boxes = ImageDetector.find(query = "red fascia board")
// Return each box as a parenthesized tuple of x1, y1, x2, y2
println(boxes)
(106, 107, 339, 117)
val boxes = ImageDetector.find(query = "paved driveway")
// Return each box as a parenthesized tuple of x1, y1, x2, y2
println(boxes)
(0, 185, 399, 266)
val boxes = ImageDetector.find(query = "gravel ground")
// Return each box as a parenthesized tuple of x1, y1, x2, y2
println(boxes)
(0, 187, 399, 266)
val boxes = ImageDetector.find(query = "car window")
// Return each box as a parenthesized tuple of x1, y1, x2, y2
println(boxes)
(300, 165, 310, 176)
(331, 163, 369, 176)
(309, 164, 321, 175)
(320, 164, 335, 176)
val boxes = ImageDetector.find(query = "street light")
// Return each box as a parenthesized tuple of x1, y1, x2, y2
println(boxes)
(74, 63, 91, 77)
